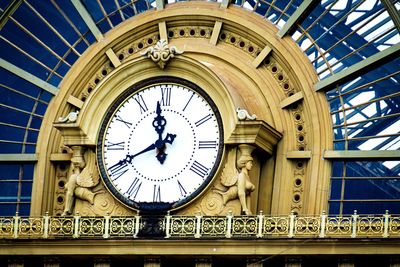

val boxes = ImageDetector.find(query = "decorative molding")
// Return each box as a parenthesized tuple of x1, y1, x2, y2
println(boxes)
(140, 39, 183, 69)
(236, 107, 257, 121)
(58, 111, 79, 123)
(226, 121, 282, 155)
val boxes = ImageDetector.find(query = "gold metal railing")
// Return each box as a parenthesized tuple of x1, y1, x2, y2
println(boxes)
(1, 211, 400, 239)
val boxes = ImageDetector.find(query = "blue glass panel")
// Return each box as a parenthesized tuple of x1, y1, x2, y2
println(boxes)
(0, 106, 30, 127)
(0, 86, 35, 112)
(53, 0, 92, 37)
(100, 0, 118, 15)
(26, 131, 39, 143)
(342, 202, 400, 215)
(0, 164, 20, 179)
(135, 0, 150, 13)
(48, 75, 62, 86)
(21, 182, 33, 198)
(55, 61, 71, 76)
(0, 182, 18, 202)
(0, 69, 40, 97)
(0, 36, 51, 81)
(30, 117, 43, 130)
(0, 1, 12, 11)
(36, 102, 47, 116)
(0, 124, 25, 142)
(331, 161, 344, 177)
(22, 164, 34, 180)
(0, 204, 16, 216)
(98, 20, 112, 34)
(345, 161, 400, 177)
(27, 1, 80, 44)
(328, 202, 340, 214)
(330, 179, 342, 200)
(333, 141, 345, 150)
(0, 143, 22, 153)
(109, 12, 123, 26)
(25, 144, 36, 153)
(344, 179, 400, 200)
(82, 0, 105, 22)
(120, 5, 135, 18)
(19, 204, 30, 216)
(13, 3, 69, 56)
(75, 39, 90, 54)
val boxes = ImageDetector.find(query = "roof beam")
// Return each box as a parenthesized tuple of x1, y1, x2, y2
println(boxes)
(315, 43, 400, 92)
(381, 0, 400, 32)
(71, 0, 103, 42)
(0, 58, 59, 95)
(277, 0, 320, 38)
(0, 154, 37, 162)
(324, 150, 400, 160)
(0, 0, 23, 30)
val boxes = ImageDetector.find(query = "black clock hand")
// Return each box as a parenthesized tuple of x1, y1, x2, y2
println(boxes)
(156, 133, 177, 164)
(152, 102, 177, 164)
(110, 143, 156, 169)
(153, 101, 166, 148)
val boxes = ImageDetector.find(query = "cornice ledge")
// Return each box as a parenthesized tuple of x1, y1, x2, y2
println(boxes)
(226, 120, 282, 155)
(53, 122, 95, 146)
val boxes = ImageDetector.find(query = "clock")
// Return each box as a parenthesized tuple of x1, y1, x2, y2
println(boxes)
(97, 77, 224, 212)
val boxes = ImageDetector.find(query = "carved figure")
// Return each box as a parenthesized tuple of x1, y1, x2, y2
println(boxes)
(58, 110, 79, 123)
(217, 144, 256, 215)
(62, 147, 100, 216)
(140, 39, 183, 69)
(236, 107, 257, 121)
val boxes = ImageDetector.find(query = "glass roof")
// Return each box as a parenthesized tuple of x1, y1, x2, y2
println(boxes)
(0, 0, 399, 216)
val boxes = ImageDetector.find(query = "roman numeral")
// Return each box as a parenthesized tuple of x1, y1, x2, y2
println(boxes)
(177, 180, 187, 196)
(199, 141, 217, 149)
(195, 114, 212, 127)
(190, 161, 210, 178)
(106, 141, 125, 150)
(115, 115, 132, 128)
(182, 92, 194, 112)
(108, 162, 129, 181)
(126, 178, 142, 199)
(133, 94, 148, 113)
(160, 86, 171, 106)
(153, 185, 161, 202)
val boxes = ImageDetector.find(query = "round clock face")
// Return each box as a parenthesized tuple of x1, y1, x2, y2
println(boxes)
(97, 77, 224, 211)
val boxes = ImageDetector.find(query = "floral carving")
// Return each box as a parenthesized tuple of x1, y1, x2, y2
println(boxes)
(141, 39, 183, 69)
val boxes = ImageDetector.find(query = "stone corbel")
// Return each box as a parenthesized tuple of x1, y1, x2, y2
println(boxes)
(226, 120, 282, 155)
(53, 122, 94, 146)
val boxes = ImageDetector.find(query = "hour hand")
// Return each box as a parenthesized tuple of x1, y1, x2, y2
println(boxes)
(155, 133, 177, 164)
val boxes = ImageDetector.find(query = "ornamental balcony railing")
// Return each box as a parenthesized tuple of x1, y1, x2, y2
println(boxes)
(1, 211, 400, 239)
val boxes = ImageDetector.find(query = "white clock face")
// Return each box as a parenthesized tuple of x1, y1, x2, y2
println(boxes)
(97, 77, 223, 211)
